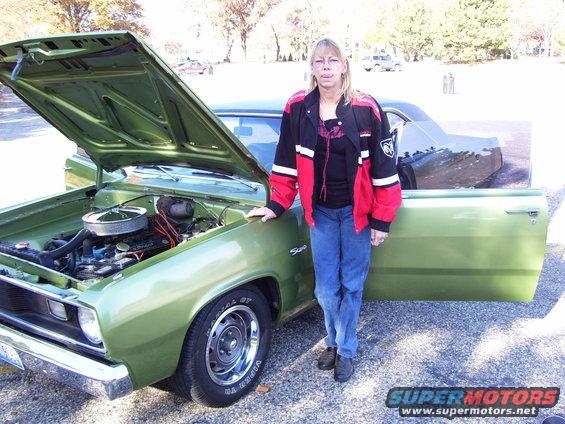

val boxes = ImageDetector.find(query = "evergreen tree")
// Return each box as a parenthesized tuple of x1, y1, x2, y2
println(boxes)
(441, 0, 511, 61)
(388, 0, 435, 61)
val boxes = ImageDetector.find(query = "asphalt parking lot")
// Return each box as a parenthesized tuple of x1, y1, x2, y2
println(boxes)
(0, 60, 564, 423)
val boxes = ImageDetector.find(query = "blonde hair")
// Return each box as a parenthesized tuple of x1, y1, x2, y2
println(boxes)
(308, 38, 356, 104)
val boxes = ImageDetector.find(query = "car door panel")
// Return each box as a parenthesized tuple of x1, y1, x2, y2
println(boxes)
(364, 188, 547, 301)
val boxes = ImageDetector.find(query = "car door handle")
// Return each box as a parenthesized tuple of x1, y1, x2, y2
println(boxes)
(401, 194, 410, 199)
(62, 166, 73, 171)
(505, 208, 539, 217)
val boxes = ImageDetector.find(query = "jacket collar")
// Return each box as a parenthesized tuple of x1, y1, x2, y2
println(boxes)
(303, 87, 360, 153)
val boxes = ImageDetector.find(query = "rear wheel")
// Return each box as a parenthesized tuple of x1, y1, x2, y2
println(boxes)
(170, 287, 272, 407)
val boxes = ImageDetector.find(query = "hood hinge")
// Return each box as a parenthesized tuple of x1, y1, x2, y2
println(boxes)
(11, 48, 25, 81)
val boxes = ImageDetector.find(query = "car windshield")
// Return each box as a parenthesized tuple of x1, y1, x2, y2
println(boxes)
(218, 115, 281, 172)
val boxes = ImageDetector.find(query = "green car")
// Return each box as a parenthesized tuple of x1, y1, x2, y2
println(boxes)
(0, 32, 547, 407)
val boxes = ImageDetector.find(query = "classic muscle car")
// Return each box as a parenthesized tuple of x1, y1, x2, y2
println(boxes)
(0, 32, 547, 407)
(212, 99, 503, 190)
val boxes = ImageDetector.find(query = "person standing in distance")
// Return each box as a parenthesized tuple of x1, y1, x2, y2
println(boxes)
(246, 39, 402, 382)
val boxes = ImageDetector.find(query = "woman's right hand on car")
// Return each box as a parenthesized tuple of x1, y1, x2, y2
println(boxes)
(245, 206, 277, 222)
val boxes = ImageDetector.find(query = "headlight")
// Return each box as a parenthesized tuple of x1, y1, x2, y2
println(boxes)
(77, 307, 103, 345)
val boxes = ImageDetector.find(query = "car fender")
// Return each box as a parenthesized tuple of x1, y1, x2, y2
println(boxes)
(78, 210, 311, 388)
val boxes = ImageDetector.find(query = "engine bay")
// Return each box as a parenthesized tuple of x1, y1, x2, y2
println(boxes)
(0, 194, 235, 282)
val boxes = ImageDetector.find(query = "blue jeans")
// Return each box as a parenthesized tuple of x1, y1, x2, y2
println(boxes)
(309, 205, 371, 358)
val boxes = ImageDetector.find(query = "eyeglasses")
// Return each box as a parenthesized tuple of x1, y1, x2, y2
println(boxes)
(312, 57, 342, 67)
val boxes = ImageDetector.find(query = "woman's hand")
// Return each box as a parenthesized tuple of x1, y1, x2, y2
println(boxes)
(245, 206, 277, 222)
(371, 229, 388, 247)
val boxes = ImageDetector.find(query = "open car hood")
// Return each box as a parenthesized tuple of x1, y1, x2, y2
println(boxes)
(0, 31, 270, 192)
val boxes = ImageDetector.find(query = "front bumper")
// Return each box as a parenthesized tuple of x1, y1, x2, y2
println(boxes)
(0, 323, 133, 400)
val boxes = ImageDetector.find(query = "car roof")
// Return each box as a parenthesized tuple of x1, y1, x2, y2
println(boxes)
(212, 97, 431, 121)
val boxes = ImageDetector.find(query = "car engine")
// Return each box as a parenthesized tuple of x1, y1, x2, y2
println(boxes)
(0, 196, 221, 281)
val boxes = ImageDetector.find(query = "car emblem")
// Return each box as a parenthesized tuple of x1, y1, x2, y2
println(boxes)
(380, 138, 395, 158)
(290, 245, 307, 256)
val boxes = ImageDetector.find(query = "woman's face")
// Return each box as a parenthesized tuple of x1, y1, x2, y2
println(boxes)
(311, 49, 348, 92)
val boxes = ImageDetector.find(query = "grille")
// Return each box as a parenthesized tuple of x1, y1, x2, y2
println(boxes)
(0, 278, 34, 312)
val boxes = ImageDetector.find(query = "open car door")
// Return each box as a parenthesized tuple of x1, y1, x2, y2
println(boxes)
(364, 188, 546, 302)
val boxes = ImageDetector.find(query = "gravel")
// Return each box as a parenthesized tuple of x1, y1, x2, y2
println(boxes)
(1, 60, 564, 423)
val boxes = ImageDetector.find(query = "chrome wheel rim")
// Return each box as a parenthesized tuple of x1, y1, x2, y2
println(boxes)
(205, 305, 260, 386)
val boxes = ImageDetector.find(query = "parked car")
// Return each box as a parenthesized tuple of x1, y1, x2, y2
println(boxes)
(0, 32, 547, 408)
(362, 54, 403, 71)
(213, 99, 503, 190)
(173, 60, 208, 75)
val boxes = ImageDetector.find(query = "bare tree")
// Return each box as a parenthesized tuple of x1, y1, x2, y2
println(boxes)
(511, 0, 565, 56)
(205, 1, 238, 62)
(221, 0, 280, 60)
(271, 24, 281, 61)
(285, 0, 328, 59)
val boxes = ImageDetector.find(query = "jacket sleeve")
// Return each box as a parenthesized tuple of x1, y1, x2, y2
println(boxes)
(266, 106, 298, 217)
(368, 98, 402, 232)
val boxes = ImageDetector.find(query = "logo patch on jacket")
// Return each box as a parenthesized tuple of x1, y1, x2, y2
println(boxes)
(380, 138, 395, 158)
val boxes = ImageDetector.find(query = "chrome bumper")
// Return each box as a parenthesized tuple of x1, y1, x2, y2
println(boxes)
(0, 323, 133, 400)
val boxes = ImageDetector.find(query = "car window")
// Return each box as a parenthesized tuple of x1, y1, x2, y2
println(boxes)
(386, 111, 406, 129)
(397, 121, 440, 158)
(219, 116, 281, 172)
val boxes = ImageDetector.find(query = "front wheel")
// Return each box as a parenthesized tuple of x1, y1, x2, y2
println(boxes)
(170, 287, 272, 407)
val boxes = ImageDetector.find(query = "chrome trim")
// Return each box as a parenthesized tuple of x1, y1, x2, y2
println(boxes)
(216, 108, 413, 121)
(0, 274, 106, 354)
(505, 208, 539, 217)
(0, 311, 106, 354)
(382, 107, 414, 123)
(0, 274, 79, 306)
(215, 112, 282, 118)
(0, 323, 132, 400)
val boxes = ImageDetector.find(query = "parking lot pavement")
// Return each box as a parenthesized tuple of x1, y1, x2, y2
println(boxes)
(1, 60, 564, 422)
(0, 190, 563, 423)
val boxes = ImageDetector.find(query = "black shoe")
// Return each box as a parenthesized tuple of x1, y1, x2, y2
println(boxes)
(334, 355, 354, 382)
(317, 347, 337, 370)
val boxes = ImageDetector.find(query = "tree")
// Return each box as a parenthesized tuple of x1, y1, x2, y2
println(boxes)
(360, 0, 388, 49)
(37, 0, 148, 35)
(220, 0, 279, 60)
(164, 39, 184, 60)
(285, 0, 329, 59)
(271, 24, 281, 61)
(510, 0, 565, 56)
(0, 1, 53, 42)
(205, 1, 237, 62)
(388, 0, 435, 61)
(440, 0, 511, 61)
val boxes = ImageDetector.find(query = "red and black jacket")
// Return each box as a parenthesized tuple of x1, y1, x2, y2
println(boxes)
(267, 87, 402, 233)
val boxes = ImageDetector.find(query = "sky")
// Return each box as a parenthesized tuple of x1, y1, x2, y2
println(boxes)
(139, 0, 187, 44)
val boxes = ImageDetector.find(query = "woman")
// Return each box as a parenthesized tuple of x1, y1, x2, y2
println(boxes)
(246, 39, 402, 382)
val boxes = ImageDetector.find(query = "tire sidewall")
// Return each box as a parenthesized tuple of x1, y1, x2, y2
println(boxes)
(190, 288, 271, 405)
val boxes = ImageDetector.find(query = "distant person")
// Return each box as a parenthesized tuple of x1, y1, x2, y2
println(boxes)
(246, 38, 401, 382)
